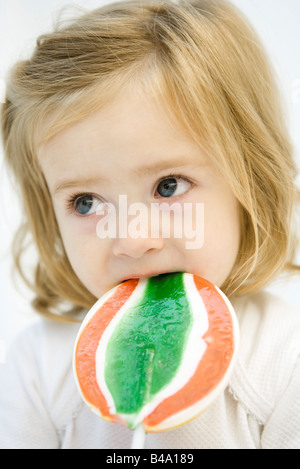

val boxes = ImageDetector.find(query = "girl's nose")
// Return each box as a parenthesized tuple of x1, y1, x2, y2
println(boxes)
(112, 236, 164, 259)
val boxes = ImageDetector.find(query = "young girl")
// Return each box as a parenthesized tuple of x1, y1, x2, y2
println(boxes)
(1, 0, 300, 449)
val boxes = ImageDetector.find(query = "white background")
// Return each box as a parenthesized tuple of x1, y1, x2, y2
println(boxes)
(1, 0, 300, 356)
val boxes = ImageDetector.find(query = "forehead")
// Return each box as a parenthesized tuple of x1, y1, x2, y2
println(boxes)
(37, 87, 209, 183)
(36, 62, 165, 146)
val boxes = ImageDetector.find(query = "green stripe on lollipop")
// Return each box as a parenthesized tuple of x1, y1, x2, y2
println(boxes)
(104, 272, 193, 426)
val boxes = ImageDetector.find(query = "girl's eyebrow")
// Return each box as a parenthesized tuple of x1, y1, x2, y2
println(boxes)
(133, 159, 197, 176)
(133, 154, 209, 177)
(53, 177, 102, 196)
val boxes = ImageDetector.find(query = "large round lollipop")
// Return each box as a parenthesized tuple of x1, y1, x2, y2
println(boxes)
(73, 272, 239, 443)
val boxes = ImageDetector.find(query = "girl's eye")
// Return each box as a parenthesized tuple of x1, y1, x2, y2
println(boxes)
(73, 194, 102, 215)
(155, 176, 192, 198)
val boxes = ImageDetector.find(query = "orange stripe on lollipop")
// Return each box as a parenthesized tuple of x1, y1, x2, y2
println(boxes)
(74, 279, 139, 420)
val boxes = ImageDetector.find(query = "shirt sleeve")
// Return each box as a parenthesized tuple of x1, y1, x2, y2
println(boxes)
(261, 358, 300, 449)
(0, 330, 60, 449)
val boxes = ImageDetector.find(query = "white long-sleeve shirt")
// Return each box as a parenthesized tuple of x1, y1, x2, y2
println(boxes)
(1, 291, 300, 449)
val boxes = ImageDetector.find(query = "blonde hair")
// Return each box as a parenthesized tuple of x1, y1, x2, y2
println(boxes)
(1, 0, 299, 319)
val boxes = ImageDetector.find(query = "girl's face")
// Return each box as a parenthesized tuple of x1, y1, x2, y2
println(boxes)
(38, 88, 241, 299)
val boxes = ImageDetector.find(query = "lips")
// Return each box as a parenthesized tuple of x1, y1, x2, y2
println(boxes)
(121, 270, 180, 283)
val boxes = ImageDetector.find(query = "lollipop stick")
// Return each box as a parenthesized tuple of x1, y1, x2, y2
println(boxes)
(131, 347, 154, 449)
(131, 423, 146, 449)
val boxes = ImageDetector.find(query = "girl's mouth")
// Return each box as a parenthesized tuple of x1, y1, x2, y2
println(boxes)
(120, 270, 181, 283)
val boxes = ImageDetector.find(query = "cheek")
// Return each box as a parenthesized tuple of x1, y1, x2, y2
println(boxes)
(207, 203, 240, 250)
(61, 234, 112, 298)
(204, 201, 241, 278)
(54, 214, 104, 281)
(61, 232, 94, 277)
(183, 194, 241, 286)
